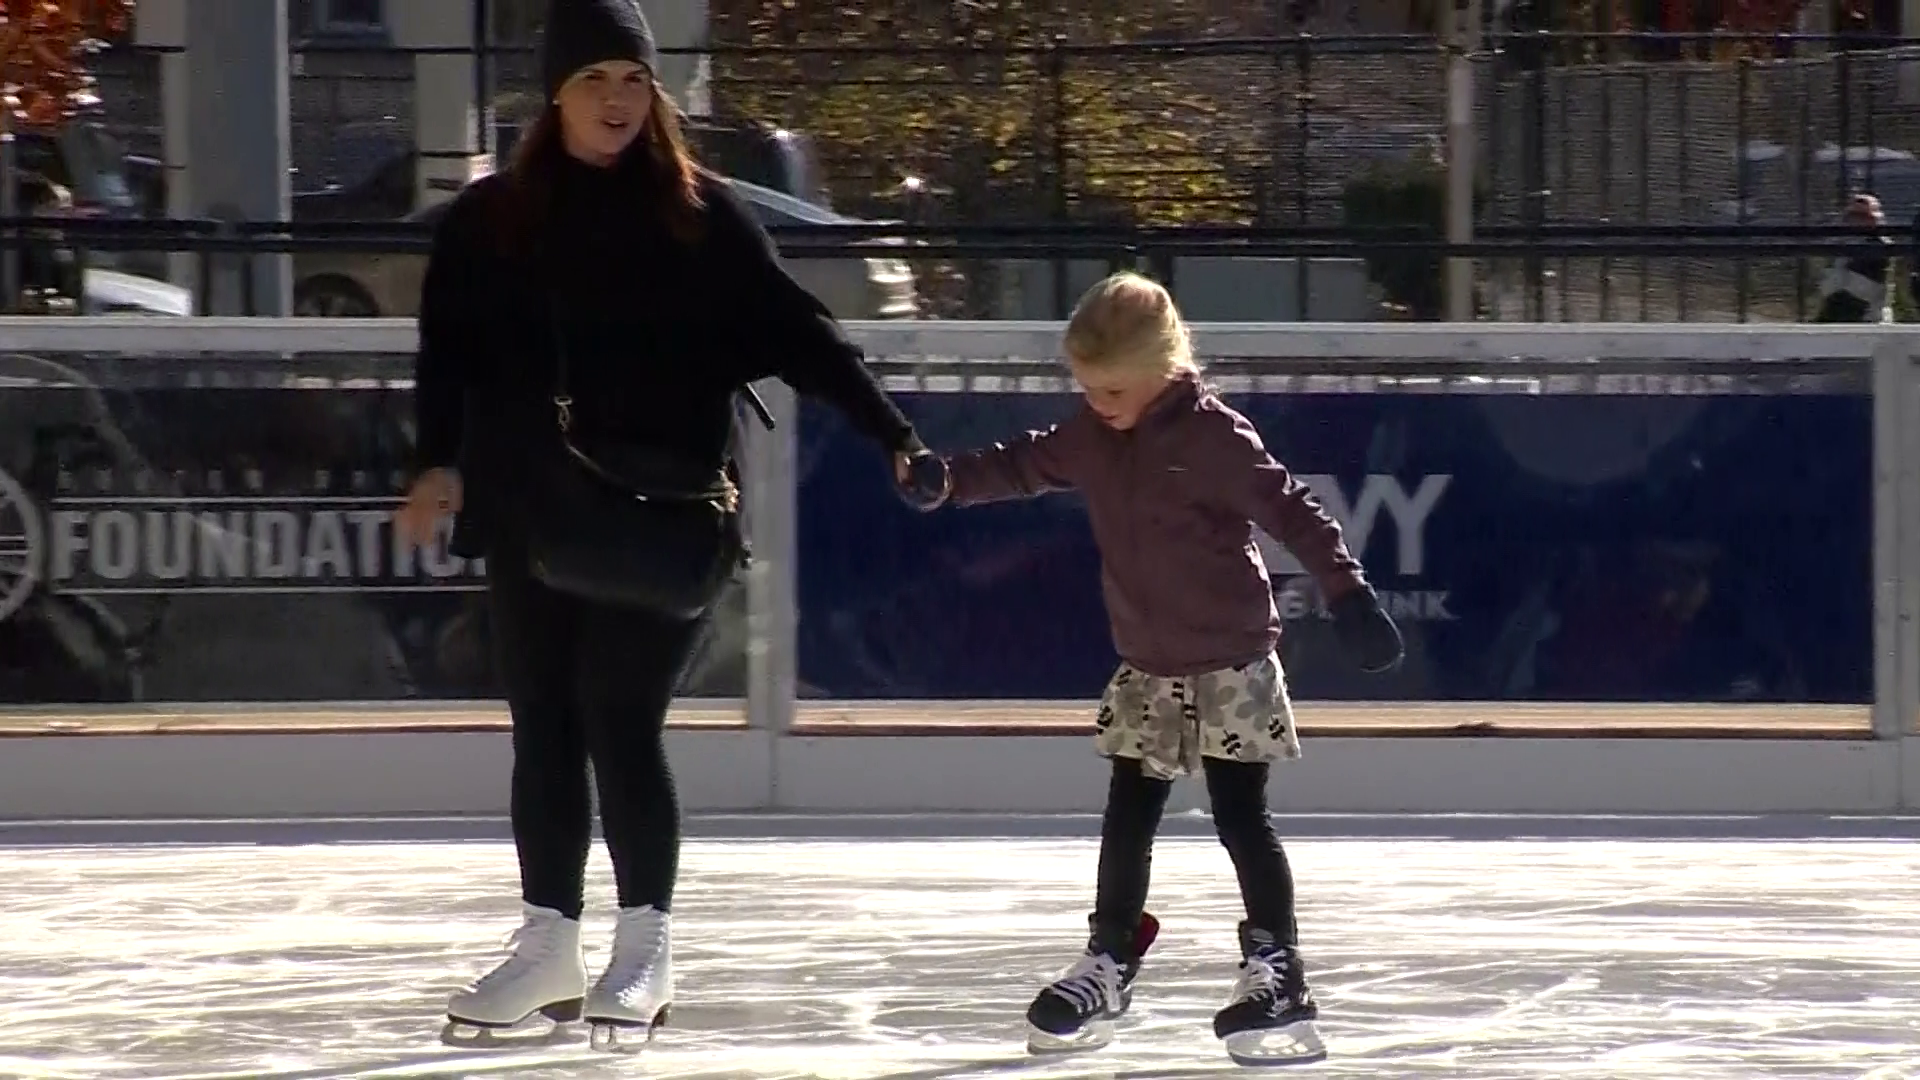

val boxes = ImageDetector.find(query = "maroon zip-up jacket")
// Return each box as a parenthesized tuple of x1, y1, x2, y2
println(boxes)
(944, 373, 1368, 677)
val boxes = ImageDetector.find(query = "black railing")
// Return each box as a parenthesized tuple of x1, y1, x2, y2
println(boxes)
(6, 216, 1909, 250)
(3, 216, 1907, 321)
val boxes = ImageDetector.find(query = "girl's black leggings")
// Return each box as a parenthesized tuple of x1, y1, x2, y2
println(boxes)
(1091, 756, 1298, 951)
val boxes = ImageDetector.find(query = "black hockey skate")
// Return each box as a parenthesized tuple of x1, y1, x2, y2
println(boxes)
(1024, 911, 1160, 1055)
(1213, 922, 1326, 1066)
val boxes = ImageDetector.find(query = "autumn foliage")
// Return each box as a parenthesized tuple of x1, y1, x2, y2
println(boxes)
(0, 0, 134, 128)
(707, 0, 1278, 227)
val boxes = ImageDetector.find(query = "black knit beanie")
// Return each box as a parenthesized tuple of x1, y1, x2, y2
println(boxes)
(541, 0, 659, 100)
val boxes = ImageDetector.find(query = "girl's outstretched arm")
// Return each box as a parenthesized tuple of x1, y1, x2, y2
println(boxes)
(1193, 402, 1405, 673)
(944, 409, 1096, 507)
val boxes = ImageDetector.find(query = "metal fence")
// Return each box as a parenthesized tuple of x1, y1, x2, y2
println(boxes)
(4, 216, 1901, 324)
(70, 34, 1920, 320)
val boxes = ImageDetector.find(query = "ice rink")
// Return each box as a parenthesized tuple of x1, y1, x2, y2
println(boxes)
(5, 816, 1920, 1080)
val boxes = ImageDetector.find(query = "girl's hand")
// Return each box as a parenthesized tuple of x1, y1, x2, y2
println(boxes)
(1329, 587, 1404, 674)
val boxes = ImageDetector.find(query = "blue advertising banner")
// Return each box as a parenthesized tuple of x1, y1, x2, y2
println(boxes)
(796, 386, 1873, 704)
(0, 350, 1874, 709)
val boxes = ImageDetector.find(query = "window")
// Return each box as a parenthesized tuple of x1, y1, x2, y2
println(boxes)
(309, 0, 383, 34)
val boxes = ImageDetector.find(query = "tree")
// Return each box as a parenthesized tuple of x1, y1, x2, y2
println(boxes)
(0, 0, 133, 129)
(707, 0, 1281, 225)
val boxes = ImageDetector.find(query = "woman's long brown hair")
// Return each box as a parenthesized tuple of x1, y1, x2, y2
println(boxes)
(497, 80, 706, 252)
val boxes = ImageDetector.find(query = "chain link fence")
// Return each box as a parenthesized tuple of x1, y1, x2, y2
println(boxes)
(1481, 41, 1920, 320)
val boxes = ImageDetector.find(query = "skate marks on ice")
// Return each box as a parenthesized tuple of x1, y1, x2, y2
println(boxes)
(2, 837, 1920, 1078)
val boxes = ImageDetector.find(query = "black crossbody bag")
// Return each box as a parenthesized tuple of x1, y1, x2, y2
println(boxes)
(524, 300, 776, 619)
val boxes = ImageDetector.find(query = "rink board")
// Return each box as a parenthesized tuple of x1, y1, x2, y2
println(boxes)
(5, 833, 1920, 1080)
(0, 343, 1879, 709)
(0, 699, 1874, 737)
(0, 704, 1909, 819)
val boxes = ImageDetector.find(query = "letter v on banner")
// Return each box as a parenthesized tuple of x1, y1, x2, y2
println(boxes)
(1260, 473, 1452, 579)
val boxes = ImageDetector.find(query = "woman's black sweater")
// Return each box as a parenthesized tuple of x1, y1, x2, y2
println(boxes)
(411, 151, 918, 554)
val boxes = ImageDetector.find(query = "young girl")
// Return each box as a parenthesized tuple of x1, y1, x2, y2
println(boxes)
(898, 272, 1403, 1063)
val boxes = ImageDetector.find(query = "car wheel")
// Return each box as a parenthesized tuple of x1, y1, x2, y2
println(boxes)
(295, 275, 380, 317)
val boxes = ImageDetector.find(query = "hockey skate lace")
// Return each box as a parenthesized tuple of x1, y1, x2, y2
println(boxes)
(1051, 953, 1121, 1015)
(1231, 951, 1286, 1005)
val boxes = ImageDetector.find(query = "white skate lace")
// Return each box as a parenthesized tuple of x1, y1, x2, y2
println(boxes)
(1050, 953, 1122, 1014)
(469, 919, 558, 992)
(600, 909, 669, 999)
(1231, 951, 1287, 1005)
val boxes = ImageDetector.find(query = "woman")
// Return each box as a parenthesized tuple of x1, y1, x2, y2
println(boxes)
(396, 0, 932, 1048)
(16, 173, 81, 304)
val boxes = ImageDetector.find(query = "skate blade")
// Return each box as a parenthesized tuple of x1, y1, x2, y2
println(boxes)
(587, 1004, 671, 1053)
(1026, 1019, 1114, 1056)
(1223, 1019, 1327, 1067)
(439, 1000, 583, 1049)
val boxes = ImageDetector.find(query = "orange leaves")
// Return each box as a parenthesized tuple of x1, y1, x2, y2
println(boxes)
(0, 0, 134, 128)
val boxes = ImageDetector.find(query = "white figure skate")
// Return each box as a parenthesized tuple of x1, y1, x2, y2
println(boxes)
(442, 904, 589, 1043)
(584, 905, 673, 1052)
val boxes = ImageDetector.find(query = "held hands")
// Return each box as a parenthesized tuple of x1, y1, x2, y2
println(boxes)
(894, 448, 951, 511)
(1328, 587, 1405, 674)
(395, 467, 463, 551)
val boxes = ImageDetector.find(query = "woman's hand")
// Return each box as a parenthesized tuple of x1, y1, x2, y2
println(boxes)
(895, 449, 951, 510)
(395, 467, 464, 550)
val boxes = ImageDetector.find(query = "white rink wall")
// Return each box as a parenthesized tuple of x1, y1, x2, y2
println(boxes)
(0, 729, 1915, 820)
(3, 319, 1919, 822)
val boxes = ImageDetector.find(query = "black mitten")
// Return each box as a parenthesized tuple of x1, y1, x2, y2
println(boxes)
(897, 451, 951, 510)
(1328, 587, 1404, 674)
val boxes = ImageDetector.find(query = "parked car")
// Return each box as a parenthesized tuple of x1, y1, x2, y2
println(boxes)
(292, 149, 416, 223)
(80, 268, 194, 316)
(494, 118, 828, 207)
(686, 121, 828, 207)
(292, 176, 919, 319)
(3, 173, 191, 316)
(11, 268, 192, 317)
(1717, 142, 1920, 225)
(295, 118, 827, 227)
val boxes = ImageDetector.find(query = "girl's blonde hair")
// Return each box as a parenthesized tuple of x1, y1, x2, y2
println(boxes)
(1062, 272, 1196, 375)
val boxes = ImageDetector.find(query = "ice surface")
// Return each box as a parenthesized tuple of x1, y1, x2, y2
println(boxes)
(5, 825, 1920, 1079)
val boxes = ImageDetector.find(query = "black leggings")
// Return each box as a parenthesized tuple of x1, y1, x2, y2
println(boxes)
(488, 552, 708, 920)
(1093, 757, 1298, 950)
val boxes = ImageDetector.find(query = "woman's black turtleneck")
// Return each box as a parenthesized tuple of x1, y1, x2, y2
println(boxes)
(411, 147, 920, 550)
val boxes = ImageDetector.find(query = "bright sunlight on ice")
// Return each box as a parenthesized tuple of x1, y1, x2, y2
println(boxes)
(4, 828, 1920, 1078)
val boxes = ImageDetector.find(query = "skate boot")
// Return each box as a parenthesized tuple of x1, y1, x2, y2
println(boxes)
(584, 905, 673, 1052)
(1024, 911, 1160, 1055)
(443, 904, 589, 1040)
(1213, 921, 1326, 1066)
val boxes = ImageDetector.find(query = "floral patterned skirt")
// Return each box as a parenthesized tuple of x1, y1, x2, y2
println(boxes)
(1092, 653, 1300, 781)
